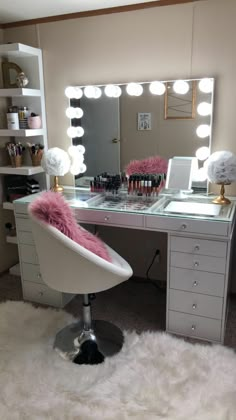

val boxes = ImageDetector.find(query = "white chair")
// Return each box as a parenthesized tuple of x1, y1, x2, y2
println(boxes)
(28, 212, 133, 364)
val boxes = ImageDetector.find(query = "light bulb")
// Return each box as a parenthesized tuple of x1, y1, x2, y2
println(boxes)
(67, 127, 77, 138)
(74, 108, 83, 119)
(84, 86, 95, 98)
(76, 127, 84, 137)
(66, 107, 76, 119)
(196, 124, 211, 138)
(197, 102, 212, 116)
(70, 164, 82, 175)
(79, 163, 87, 173)
(173, 80, 189, 95)
(65, 86, 83, 99)
(198, 78, 213, 93)
(94, 87, 102, 99)
(149, 81, 166, 95)
(194, 167, 207, 182)
(68, 145, 77, 156)
(195, 146, 210, 161)
(104, 84, 122, 98)
(77, 145, 85, 154)
(126, 83, 143, 96)
(113, 86, 122, 98)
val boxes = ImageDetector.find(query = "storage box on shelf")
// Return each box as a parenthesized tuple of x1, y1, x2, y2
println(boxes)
(0, 43, 49, 275)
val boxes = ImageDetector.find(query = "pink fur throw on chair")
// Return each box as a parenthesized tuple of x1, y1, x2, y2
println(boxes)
(28, 191, 111, 262)
(125, 156, 168, 176)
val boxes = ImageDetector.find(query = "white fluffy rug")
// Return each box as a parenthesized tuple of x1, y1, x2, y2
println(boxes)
(1, 301, 236, 420)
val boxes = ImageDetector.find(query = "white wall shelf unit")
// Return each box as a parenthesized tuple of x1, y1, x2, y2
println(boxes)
(0, 129, 45, 137)
(0, 88, 41, 97)
(0, 42, 49, 277)
(0, 166, 44, 175)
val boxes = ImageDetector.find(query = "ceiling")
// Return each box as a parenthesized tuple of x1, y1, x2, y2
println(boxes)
(0, 0, 162, 25)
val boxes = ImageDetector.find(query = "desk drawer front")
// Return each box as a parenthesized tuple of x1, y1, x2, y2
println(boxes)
(22, 263, 43, 284)
(170, 236, 227, 258)
(145, 215, 228, 236)
(170, 251, 226, 274)
(20, 244, 38, 264)
(76, 209, 143, 228)
(16, 217, 31, 232)
(169, 289, 223, 319)
(23, 281, 61, 307)
(170, 267, 225, 297)
(168, 310, 222, 342)
(18, 231, 34, 245)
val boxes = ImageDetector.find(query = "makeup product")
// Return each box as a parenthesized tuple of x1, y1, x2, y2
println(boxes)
(7, 106, 19, 130)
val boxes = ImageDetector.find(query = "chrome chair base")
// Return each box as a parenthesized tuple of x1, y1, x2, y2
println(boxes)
(54, 320, 124, 364)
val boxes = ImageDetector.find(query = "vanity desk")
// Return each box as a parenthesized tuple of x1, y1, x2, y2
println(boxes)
(13, 188, 236, 344)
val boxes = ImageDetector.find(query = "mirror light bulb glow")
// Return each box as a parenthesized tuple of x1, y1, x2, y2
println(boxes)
(195, 146, 210, 161)
(77, 145, 85, 154)
(194, 167, 207, 182)
(198, 78, 213, 93)
(197, 102, 212, 116)
(79, 163, 87, 173)
(76, 127, 84, 137)
(173, 80, 189, 95)
(104, 84, 122, 98)
(67, 127, 77, 138)
(126, 83, 143, 96)
(66, 107, 83, 119)
(149, 81, 166, 95)
(84, 86, 102, 99)
(65, 86, 83, 99)
(196, 124, 211, 138)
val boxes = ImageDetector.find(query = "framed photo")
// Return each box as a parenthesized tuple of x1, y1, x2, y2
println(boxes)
(164, 80, 196, 120)
(137, 112, 151, 130)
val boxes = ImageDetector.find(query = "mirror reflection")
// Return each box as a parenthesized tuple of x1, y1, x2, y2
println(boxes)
(65, 78, 214, 190)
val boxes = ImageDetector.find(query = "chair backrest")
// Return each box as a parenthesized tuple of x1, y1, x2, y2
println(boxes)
(29, 212, 133, 294)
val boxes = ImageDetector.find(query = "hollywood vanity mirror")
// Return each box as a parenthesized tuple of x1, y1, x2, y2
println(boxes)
(65, 77, 214, 192)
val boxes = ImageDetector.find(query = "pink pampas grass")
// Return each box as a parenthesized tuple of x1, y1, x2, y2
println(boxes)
(125, 156, 168, 176)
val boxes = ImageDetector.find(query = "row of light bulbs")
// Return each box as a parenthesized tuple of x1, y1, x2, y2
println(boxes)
(65, 78, 213, 99)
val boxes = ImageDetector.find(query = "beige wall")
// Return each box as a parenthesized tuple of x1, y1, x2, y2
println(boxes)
(2, 0, 236, 283)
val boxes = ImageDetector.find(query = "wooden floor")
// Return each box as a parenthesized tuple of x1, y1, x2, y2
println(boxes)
(0, 272, 236, 349)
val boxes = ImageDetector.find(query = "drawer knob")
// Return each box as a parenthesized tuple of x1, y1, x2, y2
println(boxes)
(193, 281, 198, 287)
(39, 291, 44, 297)
(194, 261, 199, 267)
(104, 216, 110, 221)
(192, 304, 197, 309)
(181, 224, 187, 230)
(194, 245, 200, 252)
(37, 273, 41, 279)
(191, 325, 196, 331)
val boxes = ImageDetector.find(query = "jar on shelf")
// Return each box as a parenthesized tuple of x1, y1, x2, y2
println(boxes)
(18, 106, 30, 129)
(6, 106, 19, 130)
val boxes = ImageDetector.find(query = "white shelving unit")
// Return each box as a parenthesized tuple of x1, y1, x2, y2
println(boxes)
(0, 42, 49, 276)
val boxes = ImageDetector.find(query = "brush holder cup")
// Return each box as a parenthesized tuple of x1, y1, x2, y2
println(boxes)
(29, 149, 44, 166)
(10, 155, 22, 168)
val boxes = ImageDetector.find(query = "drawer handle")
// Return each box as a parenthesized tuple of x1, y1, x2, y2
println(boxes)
(104, 216, 110, 221)
(191, 325, 196, 331)
(194, 261, 199, 268)
(193, 281, 198, 287)
(181, 224, 187, 230)
(194, 245, 200, 252)
(37, 273, 41, 279)
(39, 291, 44, 297)
(192, 304, 197, 310)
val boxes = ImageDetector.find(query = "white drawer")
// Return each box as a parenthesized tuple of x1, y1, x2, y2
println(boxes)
(145, 215, 229, 237)
(170, 236, 227, 258)
(15, 217, 31, 232)
(170, 267, 225, 297)
(18, 231, 34, 245)
(168, 310, 222, 342)
(23, 281, 61, 307)
(75, 209, 144, 228)
(170, 251, 226, 274)
(21, 263, 43, 284)
(20, 244, 38, 264)
(169, 289, 223, 319)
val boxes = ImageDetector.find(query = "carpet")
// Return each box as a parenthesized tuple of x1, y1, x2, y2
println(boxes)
(0, 301, 236, 420)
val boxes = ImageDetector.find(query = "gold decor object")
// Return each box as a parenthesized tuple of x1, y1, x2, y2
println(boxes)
(1, 62, 23, 88)
(51, 176, 64, 193)
(212, 183, 231, 205)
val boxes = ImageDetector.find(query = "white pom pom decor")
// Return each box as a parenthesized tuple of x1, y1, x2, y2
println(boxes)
(42, 147, 70, 176)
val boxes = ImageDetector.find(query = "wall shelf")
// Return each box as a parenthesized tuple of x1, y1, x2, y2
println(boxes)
(6, 235, 18, 244)
(3, 202, 14, 210)
(0, 43, 40, 58)
(0, 129, 44, 137)
(0, 166, 44, 175)
(0, 88, 41, 97)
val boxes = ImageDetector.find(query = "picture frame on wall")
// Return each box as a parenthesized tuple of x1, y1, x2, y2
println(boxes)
(137, 112, 152, 130)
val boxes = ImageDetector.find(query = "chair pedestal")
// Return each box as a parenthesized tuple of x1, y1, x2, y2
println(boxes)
(54, 319, 124, 363)
(54, 294, 124, 364)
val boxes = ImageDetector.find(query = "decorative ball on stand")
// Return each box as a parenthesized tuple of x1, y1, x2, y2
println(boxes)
(42, 147, 71, 192)
(205, 150, 236, 205)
